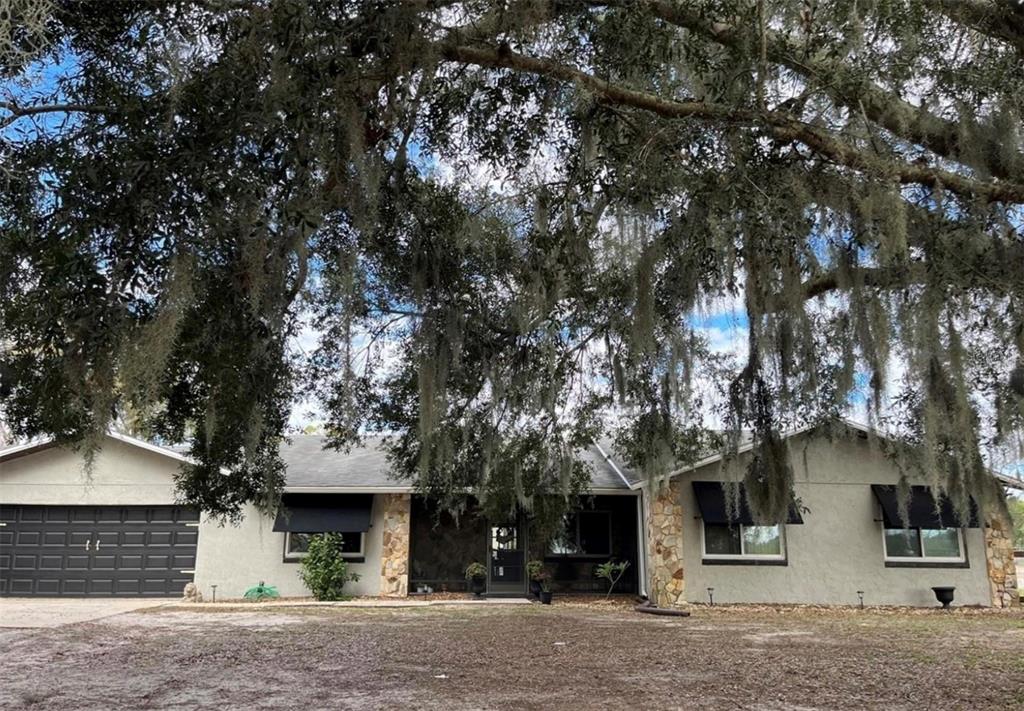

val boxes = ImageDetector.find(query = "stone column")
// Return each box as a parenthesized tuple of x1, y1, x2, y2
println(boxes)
(646, 479, 686, 608)
(984, 511, 1019, 608)
(379, 493, 411, 598)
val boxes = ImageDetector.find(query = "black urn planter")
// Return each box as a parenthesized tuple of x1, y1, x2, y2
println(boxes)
(540, 590, 553, 605)
(529, 580, 542, 598)
(931, 586, 956, 609)
(470, 576, 486, 598)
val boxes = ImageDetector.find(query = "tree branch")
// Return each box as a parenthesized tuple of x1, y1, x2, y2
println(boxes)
(0, 101, 114, 129)
(439, 43, 1024, 204)
(926, 0, 1024, 55)
(631, 1, 1024, 183)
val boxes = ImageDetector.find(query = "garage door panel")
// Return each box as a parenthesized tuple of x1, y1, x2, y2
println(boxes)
(62, 579, 87, 594)
(15, 531, 41, 546)
(122, 532, 146, 546)
(92, 555, 117, 570)
(0, 554, 9, 570)
(13, 555, 38, 570)
(18, 508, 43, 523)
(38, 555, 63, 570)
(43, 532, 67, 546)
(68, 532, 92, 547)
(145, 554, 170, 569)
(173, 554, 196, 568)
(115, 579, 141, 594)
(71, 508, 97, 522)
(89, 579, 114, 594)
(65, 555, 90, 570)
(0, 531, 12, 546)
(45, 508, 71, 523)
(175, 531, 198, 546)
(148, 531, 172, 546)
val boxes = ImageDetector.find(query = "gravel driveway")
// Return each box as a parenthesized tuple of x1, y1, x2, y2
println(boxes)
(0, 602, 1021, 710)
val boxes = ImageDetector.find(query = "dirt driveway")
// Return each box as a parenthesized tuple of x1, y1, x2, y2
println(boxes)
(0, 597, 168, 628)
(0, 602, 1021, 710)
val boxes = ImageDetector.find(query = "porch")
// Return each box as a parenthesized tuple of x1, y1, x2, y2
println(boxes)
(407, 494, 642, 597)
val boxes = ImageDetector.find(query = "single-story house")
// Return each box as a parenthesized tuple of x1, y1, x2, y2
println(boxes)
(0, 422, 1018, 607)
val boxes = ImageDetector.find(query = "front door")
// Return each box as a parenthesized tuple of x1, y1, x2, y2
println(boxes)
(487, 519, 525, 595)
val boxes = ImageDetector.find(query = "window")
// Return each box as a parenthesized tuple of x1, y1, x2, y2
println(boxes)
(549, 511, 612, 556)
(883, 527, 963, 562)
(284, 532, 364, 560)
(702, 523, 784, 560)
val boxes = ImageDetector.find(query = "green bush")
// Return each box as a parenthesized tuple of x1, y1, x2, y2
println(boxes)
(299, 533, 361, 601)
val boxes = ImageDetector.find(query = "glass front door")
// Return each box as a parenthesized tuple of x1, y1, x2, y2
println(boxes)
(487, 519, 525, 595)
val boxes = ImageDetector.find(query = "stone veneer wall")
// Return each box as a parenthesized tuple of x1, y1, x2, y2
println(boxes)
(647, 479, 686, 607)
(984, 512, 1019, 608)
(379, 493, 411, 597)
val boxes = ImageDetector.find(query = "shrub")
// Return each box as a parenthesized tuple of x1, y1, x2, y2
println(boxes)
(299, 533, 361, 601)
(464, 562, 487, 580)
(526, 560, 545, 581)
(595, 560, 630, 599)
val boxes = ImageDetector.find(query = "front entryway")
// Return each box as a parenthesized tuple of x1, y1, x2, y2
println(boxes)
(487, 519, 526, 595)
(0, 505, 198, 596)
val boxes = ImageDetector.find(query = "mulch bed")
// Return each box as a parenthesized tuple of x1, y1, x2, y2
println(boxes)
(1, 604, 1021, 709)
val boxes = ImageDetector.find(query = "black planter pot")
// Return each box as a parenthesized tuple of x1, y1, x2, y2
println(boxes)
(931, 586, 956, 609)
(540, 590, 553, 605)
(529, 580, 542, 598)
(470, 576, 486, 598)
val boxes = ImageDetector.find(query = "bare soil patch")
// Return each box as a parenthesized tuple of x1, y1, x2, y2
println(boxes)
(0, 603, 1021, 710)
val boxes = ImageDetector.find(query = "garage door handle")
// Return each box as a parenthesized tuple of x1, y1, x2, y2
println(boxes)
(85, 540, 91, 551)
(95, 540, 101, 551)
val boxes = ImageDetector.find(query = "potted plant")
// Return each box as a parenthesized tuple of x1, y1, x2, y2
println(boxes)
(538, 572, 553, 605)
(527, 560, 544, 598)
(465, 562, 487, 598)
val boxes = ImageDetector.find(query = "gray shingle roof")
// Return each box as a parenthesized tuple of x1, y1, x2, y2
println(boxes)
(277, 435, 637, 491)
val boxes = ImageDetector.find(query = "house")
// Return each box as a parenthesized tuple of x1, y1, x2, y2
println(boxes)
(0, 422, 1018, 607)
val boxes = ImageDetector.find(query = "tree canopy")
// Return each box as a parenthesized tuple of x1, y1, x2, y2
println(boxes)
(1, 0, 1023, 523)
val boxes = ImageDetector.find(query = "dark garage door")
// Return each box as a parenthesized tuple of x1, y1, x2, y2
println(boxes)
(0, 505, 199, 597)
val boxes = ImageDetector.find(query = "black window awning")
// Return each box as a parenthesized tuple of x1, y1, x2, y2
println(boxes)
(272, 493, 374, 533)
(871, 485, 979, 528)
(692, 481, 804, 525)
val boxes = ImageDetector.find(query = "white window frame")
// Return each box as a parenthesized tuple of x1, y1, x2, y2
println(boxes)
(700, 522, 786, 561)
(881, 525, 965, 563)
(283, 531, 365, 561)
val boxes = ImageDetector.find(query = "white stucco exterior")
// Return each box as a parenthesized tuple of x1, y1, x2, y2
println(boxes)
(0, 439, 180, 506)
(676, 432, 992, 606)
(193, 500, 385, 599)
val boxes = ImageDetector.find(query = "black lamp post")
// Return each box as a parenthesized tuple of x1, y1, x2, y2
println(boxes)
(707, 587, 715, 606)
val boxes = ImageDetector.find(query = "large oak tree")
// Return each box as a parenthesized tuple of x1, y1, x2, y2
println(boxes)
(1, 0, 1022, 523)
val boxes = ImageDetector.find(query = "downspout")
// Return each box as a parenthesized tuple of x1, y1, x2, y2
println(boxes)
(594, 441, 648, 598)
(636, 488, 649, 599)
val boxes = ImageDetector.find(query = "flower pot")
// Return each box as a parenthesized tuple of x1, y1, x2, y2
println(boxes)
(931, 586, 956, 609)
(470, 576, 486, 598)
(529, 580, 542, 598)
(540, 590, 553, 605)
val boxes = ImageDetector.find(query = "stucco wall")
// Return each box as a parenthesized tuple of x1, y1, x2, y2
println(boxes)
(0, 440, 180, 505)
(678, 433, 992, 607)
(193, 498, 385, 599)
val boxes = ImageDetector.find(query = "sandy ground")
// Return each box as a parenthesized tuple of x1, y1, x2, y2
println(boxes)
(0, 598, 169, 628)
(0, 603, 1021, 710)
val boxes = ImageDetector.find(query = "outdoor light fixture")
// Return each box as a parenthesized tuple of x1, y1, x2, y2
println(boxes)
(857, 590, 864, 609)
(211, 584, 217, 603)
(707, 587, 715, 606)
